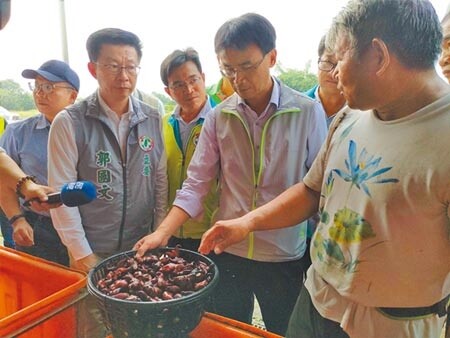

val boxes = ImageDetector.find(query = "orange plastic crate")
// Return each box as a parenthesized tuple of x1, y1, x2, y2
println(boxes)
(0, 247, 87, 338)
(106, 312, 283, 338)
(190, 312, 282, 338)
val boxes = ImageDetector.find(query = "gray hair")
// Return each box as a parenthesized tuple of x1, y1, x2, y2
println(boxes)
(327, 0, 442, 69)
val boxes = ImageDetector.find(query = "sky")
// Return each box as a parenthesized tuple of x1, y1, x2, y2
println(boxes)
(0, 0, 449, 99)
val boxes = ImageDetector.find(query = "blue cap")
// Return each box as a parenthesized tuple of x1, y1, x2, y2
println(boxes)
(22, 60, 80, 92)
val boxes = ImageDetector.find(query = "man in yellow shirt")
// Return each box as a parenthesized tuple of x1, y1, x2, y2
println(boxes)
(207, 76, 234, 106)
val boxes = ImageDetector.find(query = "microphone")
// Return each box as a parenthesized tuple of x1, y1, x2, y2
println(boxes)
(24, 181, 97, 207)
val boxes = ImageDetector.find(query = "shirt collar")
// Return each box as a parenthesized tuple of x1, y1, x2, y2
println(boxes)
(314, 85, 321, 103)
(237, 76, 280, 113)
(36, 113, 51, 130)
(97, 90, 132, 122)
(173, 95, 212, 123)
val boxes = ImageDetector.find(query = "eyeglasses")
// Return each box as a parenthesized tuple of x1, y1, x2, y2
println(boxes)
(168, 75, 202, 92)
(219, 55, 266, 79)
(318, 59, 337, 72)
(94, 63, 141, 76)
(29, 82, 74, 94)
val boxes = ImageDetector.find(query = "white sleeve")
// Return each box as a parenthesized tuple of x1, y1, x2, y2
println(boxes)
(48, 111, 93, 260)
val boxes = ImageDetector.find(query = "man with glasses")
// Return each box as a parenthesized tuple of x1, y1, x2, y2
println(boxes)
(157, 48, 218, 252)
(0, 59, 78, 264)
(47, 28, 168, 337)
(305, 35, 346, 128)
(48, 27, 167, 271)
(199, 1, 450, 337)
(134, 13, 327, 335)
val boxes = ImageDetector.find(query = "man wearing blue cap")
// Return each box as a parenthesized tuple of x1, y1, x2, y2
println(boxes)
(0, 59, 79, 266)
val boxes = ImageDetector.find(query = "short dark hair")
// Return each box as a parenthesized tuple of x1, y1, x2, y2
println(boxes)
(214, 13, 276, 55)
(160, 48, 202, 86)
(86, 28, 143, 62)
(327, 0, 442, 69)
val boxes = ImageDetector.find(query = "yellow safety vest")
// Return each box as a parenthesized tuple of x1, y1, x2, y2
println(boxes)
(0, 117, 6, 136)
(163, 113, 218, 239)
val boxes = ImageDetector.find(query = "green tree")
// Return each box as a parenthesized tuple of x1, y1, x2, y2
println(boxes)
(275, 61, 318, 93)
(151, 91, 175, 113)
(0, 79, 34, 111)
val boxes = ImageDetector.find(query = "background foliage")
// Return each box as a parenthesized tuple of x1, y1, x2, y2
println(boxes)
(276, 61, 318, 92)
(0, 66, 317, 114)
(0, 80, 35, 111)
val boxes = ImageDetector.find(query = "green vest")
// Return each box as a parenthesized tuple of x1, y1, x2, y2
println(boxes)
(163, 113, 218, 239)
(0, 117, 6, 135)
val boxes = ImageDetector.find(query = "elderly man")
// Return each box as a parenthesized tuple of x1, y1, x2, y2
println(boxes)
(0, 60, 78, 265)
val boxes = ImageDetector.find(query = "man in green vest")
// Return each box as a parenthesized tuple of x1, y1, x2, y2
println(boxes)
(159, 47, 218, 252)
